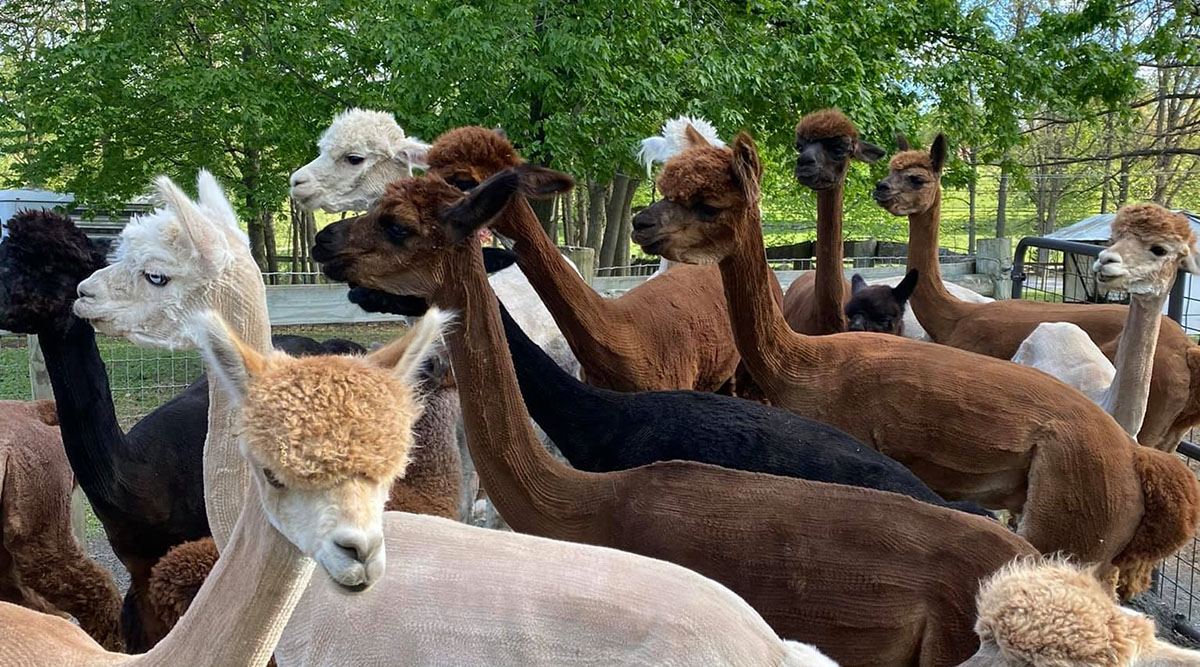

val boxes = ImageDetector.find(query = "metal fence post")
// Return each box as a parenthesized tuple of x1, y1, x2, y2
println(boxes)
(27, 334, 89, 546)
(1169, 270, 1186, 325)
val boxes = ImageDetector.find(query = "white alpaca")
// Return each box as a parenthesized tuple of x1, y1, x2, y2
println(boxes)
(1012, 204, 1200, 436)
(72, 172, 837, 667)
(291, 108, 579, 376)
(865, 273, 994, 342)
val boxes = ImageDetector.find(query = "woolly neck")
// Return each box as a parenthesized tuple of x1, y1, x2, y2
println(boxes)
(1105, 288, 1170, 436)
(813, 184, 847, 334)
(904, 188, 972, 339)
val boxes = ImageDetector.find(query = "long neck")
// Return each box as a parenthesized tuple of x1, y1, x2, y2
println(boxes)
(813, 185, 847, 334)
(35, 317, 126, 503)
(717, 206, 821, 398)
(145, 483, 313, 666)
(493, 198, 636, 363)
(203, 261, 273, 551)
(433, 239, 600, 540)
(498, 301, 615, 464)
(905, 188, 970, 339)
(1104, 289, 1169, 436)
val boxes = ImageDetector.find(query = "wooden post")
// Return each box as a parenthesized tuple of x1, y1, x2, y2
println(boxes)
(976, 238, 1013, 301)
(559, 246, 596, 286)
(28, 335, 89, 546)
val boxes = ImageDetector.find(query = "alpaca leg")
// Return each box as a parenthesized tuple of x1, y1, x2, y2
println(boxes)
(0, 547, 65, 618)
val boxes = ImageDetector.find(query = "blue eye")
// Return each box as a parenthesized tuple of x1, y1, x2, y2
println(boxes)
(144, 273, 170, 287)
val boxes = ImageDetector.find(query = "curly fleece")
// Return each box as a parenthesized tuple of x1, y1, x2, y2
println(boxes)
(1111, 203, 1195, 247)
(425, 126, 522, 185)
(887, 149, 935, 172)
(794, 108, 858, 140)
(240, 354, 419, 489)
(657, 145, 739, 204)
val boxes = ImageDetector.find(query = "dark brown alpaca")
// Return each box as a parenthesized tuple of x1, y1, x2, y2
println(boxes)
(781, 109, 885, 334)
(875, 134, 1200, 451)
(630, 126, 1200, 598)
(845, 269, 918, 334)
(311, 167, 1039, 666)
(421, 126, 778, 393)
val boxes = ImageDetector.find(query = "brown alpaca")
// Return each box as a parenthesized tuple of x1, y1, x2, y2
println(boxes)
(311, 168, 1039, 666)
(0, 400, 122, 651)
(781, 109, 885, 334)
(421, 126, 777, 393)
(630, 127, 1200, 597)
(875, 134, 1200, 452)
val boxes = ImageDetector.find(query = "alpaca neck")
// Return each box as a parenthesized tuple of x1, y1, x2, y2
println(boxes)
(498, 302, 614, 468)
(35, 317, 126, 504)
(492, 198, 636, 366)
(1102, 288, 1169, 436)
(717, 206, 821, 398)
(814, 184, 847, 334)
(147, 483, 314, 666)
(203, 262, 273, 551)
(358, 161, 412, 209)
(432, 238, 597, 540)
(905, 188, 970, 340)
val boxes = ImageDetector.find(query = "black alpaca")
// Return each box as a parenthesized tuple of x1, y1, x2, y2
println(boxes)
(349, 251, 986, 516)
(845, 268, 918, 335)
(0, 210, 363, 651)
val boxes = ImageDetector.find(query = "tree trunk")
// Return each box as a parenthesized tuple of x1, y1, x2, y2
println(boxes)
(560, 193, 571, 247)
(599, 175, 630, 269)
(586, 180, 608, 253)
(1118, 158, 1131, 206)
(967, 148, 977, 255)
(574, 187, 587, 246)
(995, 165, 1008, 239)
(614, 179, 639, 275)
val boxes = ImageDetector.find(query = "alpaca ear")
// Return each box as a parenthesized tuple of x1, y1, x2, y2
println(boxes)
(730, 132, 763, 202)
(684, 124, 712, 150)
(366, 307, 453, 387)
(441, 169, 522, 243)
(930, 134, 948, 173)
(893, 268, 919, 303)
(348, 287, 430, 317)
(851, 273, 868, 295)
(481, 247, 519, 274)
(395, 138, 431, 174)
(493, 126, 508, 140)
(514, 164, 575, 198)
(1181, 238, 1200, 276)
(854, 140, 887, 164)
(155, 175, 226, 264)
(195, 170, 240, 231)
(191, 310, 265, 403)
(896, 134, 911, 151)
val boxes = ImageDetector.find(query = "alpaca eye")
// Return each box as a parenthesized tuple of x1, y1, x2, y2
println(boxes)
(1151, 246, 1167, 257)
(908, 176, 926, 187)
(694, 203, 720, 218)
(379, 215, 410, 245)
(345, 155, 366, 166)
(449, 176, 478, 192)
(262, 468, 285, 489)
(143, 272, 170, 287)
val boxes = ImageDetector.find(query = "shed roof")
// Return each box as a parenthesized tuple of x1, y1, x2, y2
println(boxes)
(1045, 209, 1200, 242)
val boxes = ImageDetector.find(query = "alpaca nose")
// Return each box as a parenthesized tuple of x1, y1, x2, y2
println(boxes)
(77, 284, 94, 299)
(289, 171, 308, 188)
(333, 532, 381, 565)
(632, 211, 656, 233)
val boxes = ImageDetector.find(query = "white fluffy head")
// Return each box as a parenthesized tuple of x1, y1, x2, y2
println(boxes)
(290, 108, 431, 213)
(636, 115, 726, 179)
(73, 170, 255, 349)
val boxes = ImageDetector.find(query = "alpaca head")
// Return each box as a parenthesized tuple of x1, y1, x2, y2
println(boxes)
(290, 109, 431, 213)
(1094, 203, 1200, 296)
(958, 557, 1189, 667)
(873, 134, 947, 216)
(0, 209, 109, 334)
(74, 171, 257, 349)
(631, 127, 761, 265)
(845, 269, 917, 335)
(312, 167, 570, 295)
(793, 109, 885, 191)
(423, 126, 524, 191)
(193, 308, 448, 590)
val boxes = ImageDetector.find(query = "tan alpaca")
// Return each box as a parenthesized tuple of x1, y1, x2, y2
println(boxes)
(629, 126, 1200, 597)
(1013, 204, 1200, 437)
(0, 309, 444, 666)
(874, 134, 1200, 451)
(960, 558, 1200, 666)
(421, 125, 771, 393)
(0, 400, 122, 651)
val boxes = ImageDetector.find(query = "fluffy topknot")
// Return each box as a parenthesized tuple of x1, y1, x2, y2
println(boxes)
(887, 151, 935, 172)
(318, 108, 428, 157)
(240, 354, 418, 489)
(1111, 203, 1195, 246)
(426, 126, 522, 180)
(5, 209, 108, 273)
(657, 145, 736, 203)
(795, 109, 858, 141)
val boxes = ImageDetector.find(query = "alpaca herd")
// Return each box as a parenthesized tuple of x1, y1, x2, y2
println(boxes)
(1, 108, 1200, 667)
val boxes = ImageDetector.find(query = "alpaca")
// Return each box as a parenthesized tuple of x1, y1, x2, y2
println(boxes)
(845, 269, 918, 334)
(873, 134, 1200, 451)
(0, 209, 463, 650)
(72, 171, 837, 667)
(312, 165, 1039, 666)
(629, 125, 1200, 597)
(0, 400, 122, 651)
(859, 272, 992, 340)
(349, 261, 987, 516)
(960, 558, 1200, 666)
(1013, 322, 1115, 405)
(421, 125, 767, 393)
(289, 108, 579, 375)
(1011, 204, 1200, 438)
(0, 309, 447, 666)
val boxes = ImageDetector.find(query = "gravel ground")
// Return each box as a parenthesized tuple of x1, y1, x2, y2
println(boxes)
(86, 533, 130, 598)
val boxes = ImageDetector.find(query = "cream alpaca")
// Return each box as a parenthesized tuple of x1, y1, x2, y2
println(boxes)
(0, 309, 446, 666)
(74, 171, 837, 667)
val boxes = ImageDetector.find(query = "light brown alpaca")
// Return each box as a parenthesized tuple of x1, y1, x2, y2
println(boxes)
(875, 134, 1200, 452)
(960, 558, 1200, 666)
(781, 109, 884, 334)
(630, 127, 1200, 597)
(422, 126, 776, 393)
(312, 167, 1040, 666)
(0, 400, 122, 652)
